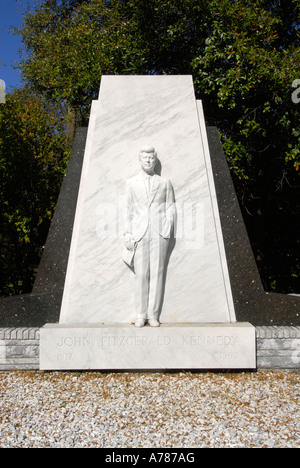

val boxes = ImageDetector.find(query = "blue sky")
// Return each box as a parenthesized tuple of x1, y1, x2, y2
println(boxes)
(0, 0, 38, 92)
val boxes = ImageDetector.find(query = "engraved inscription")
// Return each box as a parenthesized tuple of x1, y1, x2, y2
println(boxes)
(182, 335, 239, 346)
(57, 336, 91, 347)
(57, 353, 73, 361)
(55, 334, 240, 350)
(99, 335, 171, 348)
(219, 351, 239, 361)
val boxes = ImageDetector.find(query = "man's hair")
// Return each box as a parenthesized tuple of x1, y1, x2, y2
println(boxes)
(139, 145, 157, 159)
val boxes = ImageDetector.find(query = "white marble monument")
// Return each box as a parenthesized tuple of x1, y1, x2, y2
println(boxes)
(0, 80, 6, 104)
(40, 75, 256, 370)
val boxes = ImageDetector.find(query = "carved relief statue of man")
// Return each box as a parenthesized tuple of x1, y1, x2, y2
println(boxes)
(123, 145, 176, 328)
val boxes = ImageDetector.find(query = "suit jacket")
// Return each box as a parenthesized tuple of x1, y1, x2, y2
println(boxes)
(124, 172, 176, 243)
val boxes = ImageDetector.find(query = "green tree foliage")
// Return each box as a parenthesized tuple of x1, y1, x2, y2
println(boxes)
(191, 0, 300, 293)
(18, 0, 149, 123)
(18, 0, 299, 173)
(193, 0, 300, 173)
(12, 0, 300, 293)
(0, 88, 69, 296)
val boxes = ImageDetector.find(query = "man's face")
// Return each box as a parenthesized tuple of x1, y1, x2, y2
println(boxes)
(139, 151, 157, 174)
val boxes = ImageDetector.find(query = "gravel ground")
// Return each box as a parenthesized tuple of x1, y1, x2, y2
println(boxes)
(0, 370, 299, 448)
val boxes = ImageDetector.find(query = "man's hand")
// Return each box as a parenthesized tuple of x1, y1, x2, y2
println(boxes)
(124, 234, 135, 251)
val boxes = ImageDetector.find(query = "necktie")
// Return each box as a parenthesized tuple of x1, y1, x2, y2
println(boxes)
(146, 176, 151, 198)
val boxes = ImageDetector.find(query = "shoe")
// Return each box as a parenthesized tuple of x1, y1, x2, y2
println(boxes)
(135, 318, 146, 328)
(149, 319, 160, 328)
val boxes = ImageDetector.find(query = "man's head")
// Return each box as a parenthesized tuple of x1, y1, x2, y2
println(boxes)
(138, 145, 157, 175)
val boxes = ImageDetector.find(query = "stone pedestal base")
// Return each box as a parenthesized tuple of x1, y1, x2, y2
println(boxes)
(40, 323, 256, 371)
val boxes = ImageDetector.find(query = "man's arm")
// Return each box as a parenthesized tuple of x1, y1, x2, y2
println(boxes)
(123, 180, 135, 251)
(166, 180, 176, 232)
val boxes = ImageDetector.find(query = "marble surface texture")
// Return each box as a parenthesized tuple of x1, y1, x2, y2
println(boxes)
(59, 76, 236, 324)
(0, 80, 5, 104)
(40, 323, 256, 370)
